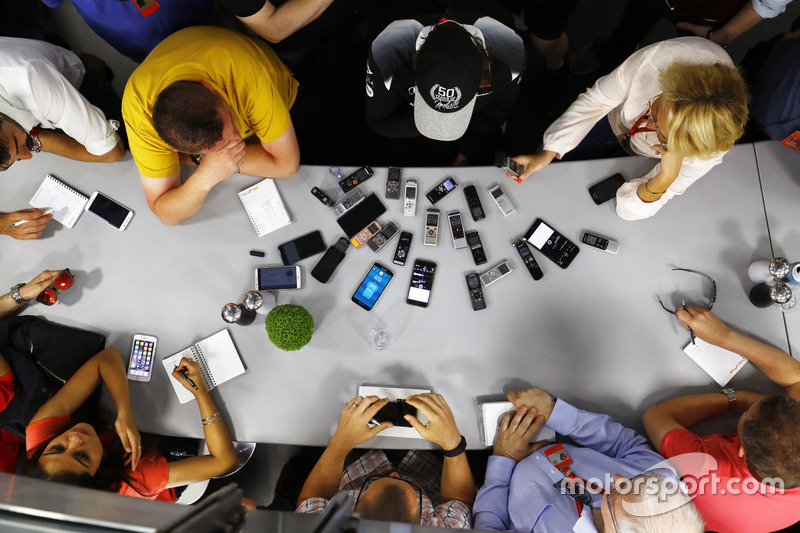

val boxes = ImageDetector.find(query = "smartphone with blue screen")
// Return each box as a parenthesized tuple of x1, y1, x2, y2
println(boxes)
(351, 263, 393, 311)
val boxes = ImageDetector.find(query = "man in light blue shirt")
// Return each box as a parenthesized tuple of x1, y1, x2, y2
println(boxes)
(473, 387, 704, 532)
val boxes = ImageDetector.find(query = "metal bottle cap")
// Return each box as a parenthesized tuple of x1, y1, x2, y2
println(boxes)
(769, 258, 791, 279)
(770, 283, 793, 304)
(242, 291, 263, 311)
(221, 303, 242, 323)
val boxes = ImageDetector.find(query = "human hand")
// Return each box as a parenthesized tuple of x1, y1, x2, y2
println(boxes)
(17, 270, 64, 301)
(197, 138, 246, 183)
(115, 408, 142, 470)
(507, 387, 556, 423)
(493, 406, 548, 461)
(675, 306, 734, 347)
(404, 393, 462, 450)
(171, 358, 206, 394)
(652, 145, 684, 178)
(509, 151, 557, 183)
(453, 153, 469, 167)
(0, 209, 53, 240)
(331, 396, 391, 451)
(675, 22, 729, 45)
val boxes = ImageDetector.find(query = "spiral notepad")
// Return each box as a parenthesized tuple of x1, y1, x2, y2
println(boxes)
(29, 173, 88, 229)
(162, 329, 245, 404)
(238, 178, 292, 237)
(478, 400, 556, 446)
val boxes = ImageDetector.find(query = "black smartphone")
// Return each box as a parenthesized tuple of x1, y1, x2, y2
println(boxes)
(393, 231, 412, 266)
(278, 231, 326, 265)
(375, 399, 416, 427)
(524, 218, 580, 269)
(407, 259, 436, 307)
(351, 262, 393, 311)
(464, 185, 485, 221)
(336, 193, 387, 238)
(311, 237, 349, 283)
(588, 173, 625, 205)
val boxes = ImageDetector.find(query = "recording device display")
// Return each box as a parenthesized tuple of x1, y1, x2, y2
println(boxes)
(127, 334, 157, 382)
(311, 238, 349, 283)
(386, 167, 402, 200)
(403, 180, 418, 217)
(513, 238, 543, 280)
(581, 231, 620, 254)
(336, 193, 387, 238)
(255, 265, 302, 290)
(351, 221, 382, 248)
(368, 221, 399, 252)
(503, 157, 522, 178)
(351, 262, 393, 311)
(407, 259, 436, 307)
(448, 212, 467, 249)
(466, 230, 487, 265)
(339, 165, 375, 193)
(466, 273, 486, 311)
(488, 184, 516, 216)
(85, 191, 133, 230)
(332, 190, 365, 217)
(375, 399, 415, 427)
(393, 231, 412, 266)
(588, 173, 625, 205)
(425, 176, 458, 205)
(311, 187, 334, 206)
(279, 231, 326, 265)
(480, 260, 514, 286)
(524, 218, 580, 269)
(424, 209, 439, 246)
(463, 185, 485, 221)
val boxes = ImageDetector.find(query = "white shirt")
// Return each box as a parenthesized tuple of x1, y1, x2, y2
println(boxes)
(543, 37, 734, 220)
(0, 37, 119, 156)
(752, 0, 793, 19)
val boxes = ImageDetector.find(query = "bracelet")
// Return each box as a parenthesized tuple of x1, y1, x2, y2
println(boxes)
(442, 435, 467, 457)
(706, 28, 714, 40)
(201, 411, 221, 422)
(203, 416, 223, 426)
(644, 181, 665, 197)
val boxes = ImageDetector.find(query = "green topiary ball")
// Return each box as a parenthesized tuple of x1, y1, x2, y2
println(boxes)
(265, 304, 314, 351)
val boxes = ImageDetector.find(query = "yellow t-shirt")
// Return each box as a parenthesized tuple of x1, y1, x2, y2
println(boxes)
(122, 26, 299, 178)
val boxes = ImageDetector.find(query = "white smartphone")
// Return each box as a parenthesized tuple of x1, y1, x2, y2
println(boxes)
(127, 334, 157, 382)
(254, 265, 302, 290)
(85, 191, 134, 230)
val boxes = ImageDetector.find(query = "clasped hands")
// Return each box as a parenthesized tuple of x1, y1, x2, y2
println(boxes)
(493, 387, 556, 462)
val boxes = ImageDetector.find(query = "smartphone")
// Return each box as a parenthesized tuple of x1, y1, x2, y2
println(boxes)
(127, 334, 157, 382)
(375, 399, 416, 427)
(393, 231, 412, 266)
(278, 231, 326, 265)
(351, 262, 393, 311)
(311, 237, 349, 283)
(524, 218, 580, 269)
(407, 259, 436, 307)
(337, 193, 387, 238)
(588, 173, 625, 205)
(85, 191, 133, 230)
(255, 265, 302, 290)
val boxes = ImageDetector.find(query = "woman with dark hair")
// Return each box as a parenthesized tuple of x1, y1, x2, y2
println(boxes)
(25, 349, 238, 501)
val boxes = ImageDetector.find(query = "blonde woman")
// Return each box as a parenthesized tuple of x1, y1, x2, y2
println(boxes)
(512, 37, 749, 220)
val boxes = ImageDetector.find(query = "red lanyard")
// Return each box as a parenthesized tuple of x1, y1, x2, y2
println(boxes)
(544, 444, 606, 517)
(627, 110, 655, 138)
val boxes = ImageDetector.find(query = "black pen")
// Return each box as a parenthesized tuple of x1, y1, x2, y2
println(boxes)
(177, 368, 199, 390)
(682, 300, 696, 345)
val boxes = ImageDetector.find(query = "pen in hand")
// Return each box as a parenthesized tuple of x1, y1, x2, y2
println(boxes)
(5, 208, 54, 229)
(682, 300, 696, 345)
(176, 367, 199, 390)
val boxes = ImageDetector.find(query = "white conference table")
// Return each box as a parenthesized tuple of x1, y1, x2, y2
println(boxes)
(0, 144, 788, 448)
(754, 140, 800, 357)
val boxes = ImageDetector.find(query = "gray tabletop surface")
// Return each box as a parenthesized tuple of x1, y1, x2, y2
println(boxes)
(0, 144, 788, 448)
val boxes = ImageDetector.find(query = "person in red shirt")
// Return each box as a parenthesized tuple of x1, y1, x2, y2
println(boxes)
(25, 349, 239, 501)
(644, 306, 800, 533)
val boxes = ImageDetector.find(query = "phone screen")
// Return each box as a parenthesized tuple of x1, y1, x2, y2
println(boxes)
(442, 178, 456, 191)
(257, 266, 299, 290)
(526, 220, 579, 268)
(589, 174, 625, 204)
(408, 260, 436, 306)
(128, 338, 155, 378)
(352, 264, 393, 310)
(88, 193, 130, 228)
(375, 400, 415, 427)
(279, 231, 326, 265)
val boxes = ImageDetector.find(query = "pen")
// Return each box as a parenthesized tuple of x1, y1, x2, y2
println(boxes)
(369, 418, 383, 428)
(177, 368, 199, 390)
(5, 208, 54, 229)
(682, 300, 696, 345)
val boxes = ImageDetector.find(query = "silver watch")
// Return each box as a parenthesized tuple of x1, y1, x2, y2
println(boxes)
(720, 388, 736, 409)
(10, 283, 28, 305)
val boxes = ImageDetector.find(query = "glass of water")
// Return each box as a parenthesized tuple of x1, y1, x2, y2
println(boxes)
(368, 328, 392, 350)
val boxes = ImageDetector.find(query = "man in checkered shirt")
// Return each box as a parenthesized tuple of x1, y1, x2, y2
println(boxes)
(296, 393, 475, 528)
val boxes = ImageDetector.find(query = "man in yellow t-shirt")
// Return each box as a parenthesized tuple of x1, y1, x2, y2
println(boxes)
(122, 26, 300, 225)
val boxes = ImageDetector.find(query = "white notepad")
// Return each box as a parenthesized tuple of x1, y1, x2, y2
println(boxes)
(478, 400, 556, 446)
(683, 338, 748, 387)
(162, 329, 245, 404)
(357, 385, 431, 439)
(29, 174, 88, 229)
(238, 178, 292, 237)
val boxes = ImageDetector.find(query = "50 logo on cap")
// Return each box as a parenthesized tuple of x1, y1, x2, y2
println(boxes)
(430, 84, 462, 111)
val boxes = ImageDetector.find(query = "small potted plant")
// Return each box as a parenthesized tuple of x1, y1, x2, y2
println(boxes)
(265, 304, 314, 351)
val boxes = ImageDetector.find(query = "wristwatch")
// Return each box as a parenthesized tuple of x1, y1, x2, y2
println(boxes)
(28, 127, 42, 153)
(10, 283, 28, 305)
(720, 388, 736, 409)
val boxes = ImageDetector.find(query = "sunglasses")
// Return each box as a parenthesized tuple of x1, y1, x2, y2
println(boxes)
(36, 269, 75, 305)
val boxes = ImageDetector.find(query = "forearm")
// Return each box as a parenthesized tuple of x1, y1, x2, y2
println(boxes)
(150, 175, 215, 225)
(195, 390, 237, 464)
(297, 440, 350, 504)
(636, 167, 678, 202)
(239, 143, 298, 178)
(441, 454, 476, 506)
(97, 348, 133, 415)
(39, 130, 123, 163)
(712, 2, 763, 45)
(645, 393, 731, 432)
(0, 293, 22, 319)
(717, 330, 800, 392)
(241, 0, 335, 43)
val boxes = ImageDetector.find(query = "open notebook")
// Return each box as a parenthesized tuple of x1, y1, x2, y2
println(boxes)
(29, 174, 88, 228)
(162, 329, 245, 404)
(683, 337, 748, 387)
(238, 178, 292, 237)
(478, 400, 556, 447)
